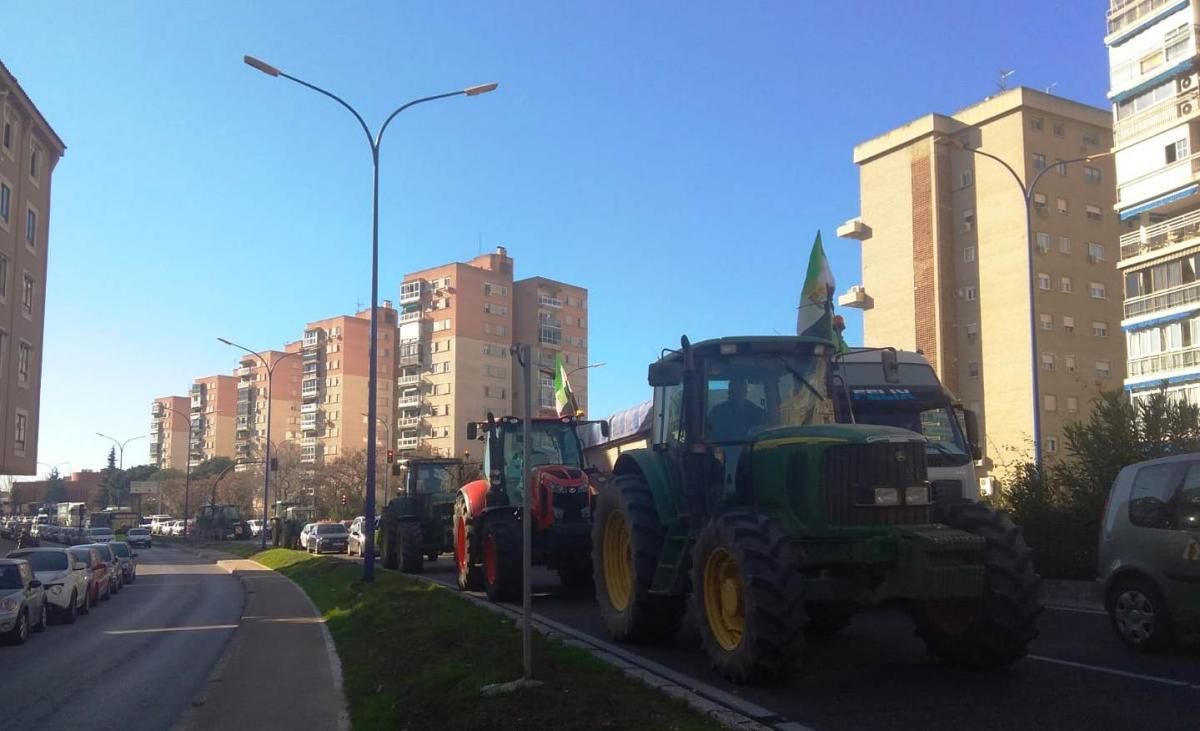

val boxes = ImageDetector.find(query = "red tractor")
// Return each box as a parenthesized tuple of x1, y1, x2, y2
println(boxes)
(453, 414, 609, 601)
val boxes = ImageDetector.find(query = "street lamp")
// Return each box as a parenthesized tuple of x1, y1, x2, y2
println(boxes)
(363, 412, 393, 499)
(96, 433, 147, 470)
(935, 136, 1113, 469)
(245, 53, 498, 582)
(538, 362, 605, 416)
(218, 337, 300, 550)
(155, 403, 196, 539)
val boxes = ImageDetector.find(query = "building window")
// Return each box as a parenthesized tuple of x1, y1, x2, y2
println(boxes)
(1166, 138, 1190, 163)
(1045, 436, 1059, 454)
(1056, 197, 1069, 214)
(1096, 360, 1111, 377)
(1053, 121, 1065, 137)
(1089, 282, 1107, 299)
(1040, 313, 1053, 330)
(483, 303, 508, 316)
(966, 322, 978, 344)
(0, 254, 6, 302)
(1032, 152, 1046, 169)
(485, 365, 507, 379)
(1084, 166, 1102, 184)
(1085, 205, 1102, 222)
(962, 208, 975, 233)
(1060, 276, 1073, 293)
(1031, 116, 1044, 132)
(1044, 394, 1057, 412)
(1088, 242, 1104, 263)
(963, 286, 977, 301)
(1055, 159, 1067, 177)
(0, 330, 6, 378)
(1065, 354, 1077, 373)
(14, 411, 27, 454)
(1067, 396, 1079, 413)
(962, 246, 976, 263)
(17, 341, 30, 385)
(483, 385, 507, 399)
(432, 319, 451, 332)
(29, 145, 40, 181)
(1092, 321, 1108, 337)
(968, 361, 979, 377)
(1033, 192, 1048, 215)
(0, 182, 9, 225)
(1038, 273, 1051, 290)
(22, 274, 33, 317)
(25, 208, 36, 249)
(960, 170, 974, 188)
(1041, 353, 1055, 371)
(1058, 236, 1071, 254)
(1082, 129, 1100, 146)
(1035, 231, 1050, 253)
(1, 113, 11, 151)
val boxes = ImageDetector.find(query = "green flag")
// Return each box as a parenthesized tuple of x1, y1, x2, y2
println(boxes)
(796, 231, 836, 342)
(554, 352, 577, 417)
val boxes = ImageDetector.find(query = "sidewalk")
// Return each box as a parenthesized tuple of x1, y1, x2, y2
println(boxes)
(173, 558, 348, 731)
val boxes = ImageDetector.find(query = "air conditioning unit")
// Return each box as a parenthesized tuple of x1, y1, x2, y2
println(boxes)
(1182, 100, 1196, 116)
(1179, 74, 1196, 93)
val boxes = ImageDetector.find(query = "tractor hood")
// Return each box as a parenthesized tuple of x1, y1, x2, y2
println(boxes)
(752, 423, 925, 449)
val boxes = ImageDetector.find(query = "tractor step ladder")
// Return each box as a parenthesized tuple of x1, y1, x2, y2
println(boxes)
(650, 520, 692, 595)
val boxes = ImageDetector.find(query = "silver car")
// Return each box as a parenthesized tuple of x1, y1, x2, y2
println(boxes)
(6, 548, 89, 624)
(0, 559, 48, 644)
(108, 541, 137, 584)
(1099, 453, 1200, 651)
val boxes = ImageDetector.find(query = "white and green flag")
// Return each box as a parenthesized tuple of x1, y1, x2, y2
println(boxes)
(554, 351, 577, 417)
(796, 231, 836, 341)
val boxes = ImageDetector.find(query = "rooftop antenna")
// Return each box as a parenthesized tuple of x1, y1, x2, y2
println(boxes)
(997, 69, 1015, 92)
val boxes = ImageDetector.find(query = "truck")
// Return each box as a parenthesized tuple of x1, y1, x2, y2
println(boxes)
(87, 508, 140, 534)
(589, 335, 1040, 683)
(832, 348, 982, 508)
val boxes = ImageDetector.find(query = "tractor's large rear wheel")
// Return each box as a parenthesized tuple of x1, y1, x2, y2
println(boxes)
(482, 513, 522, 602)
(592, 474, 685, 643)
(453, 494, 483, 592)
(380, 521, 399, 569)
(913, 502, 1042, 669)
(693, 511, 805, 684)
(399, 521, 424, 574)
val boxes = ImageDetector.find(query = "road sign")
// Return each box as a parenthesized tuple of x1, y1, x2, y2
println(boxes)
(129, 481, 158, 495)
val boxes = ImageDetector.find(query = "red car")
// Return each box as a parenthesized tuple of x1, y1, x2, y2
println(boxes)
(67, 546, 111, 610)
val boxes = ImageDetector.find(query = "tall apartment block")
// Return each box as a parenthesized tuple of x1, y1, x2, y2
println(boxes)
(1106, 0, 1200, 403)
(840, 88, 1124, 467)
(150, 396, 190, 470)
(234, 346, 302, 465)
(397, 247, 588, 462)
(189, 375, 239, 466)
(0, 61, 64, 475)
(298, 305, 398, 465)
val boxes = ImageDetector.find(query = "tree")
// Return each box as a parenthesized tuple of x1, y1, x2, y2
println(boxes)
(44, 468, 67, 504)
(192, 457, 235, 480)
(95, 448, 118, 509)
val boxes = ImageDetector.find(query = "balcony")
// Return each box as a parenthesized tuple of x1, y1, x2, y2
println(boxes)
(1115, 91, 1200, 148)
(399, 310, 423, 324)
(1108, 0, 1178, 39)
(397, 394, 422, 408)
(399, 349, 424, 366)
(398, 373, 421, 386)
(1117, 150, 1200, 211)
(300, 402, 318, 414)
(1128, 343, 1200, 378)
(398, 436, 419, 450)
(537, 294, 562, 308)
(1109, 24, 1196, 96)
(302, 329, 324, 348)
(539, 325, 562, 346)
(1125, 279, 1200, 318)
(400, 281, 424, 304)
(149, 431, 160, 444)
(397, 416, 421, 428)
(234, 366, 253, 378)
(1121, 208, 1200, 262)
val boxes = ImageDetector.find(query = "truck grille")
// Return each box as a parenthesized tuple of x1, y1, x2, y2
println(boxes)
(822, 442, 930, 526)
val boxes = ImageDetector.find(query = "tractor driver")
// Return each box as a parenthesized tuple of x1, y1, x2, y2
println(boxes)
(708, 377, 766, 442)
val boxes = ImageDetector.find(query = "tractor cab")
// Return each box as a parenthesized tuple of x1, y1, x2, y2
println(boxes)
(402, 458, 463, 498)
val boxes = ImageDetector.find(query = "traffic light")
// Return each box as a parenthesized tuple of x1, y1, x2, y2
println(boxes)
(386, 449, 394, 464)
(340, 493, 347, 506)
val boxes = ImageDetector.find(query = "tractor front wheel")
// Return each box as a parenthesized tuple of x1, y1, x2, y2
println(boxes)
(380, 522, 398, 569)
(693, 512, 805, 684)
(912, 502, 1042, 669)
(592, 473, 685, 643)
(453, 494, 483, 592)
(399, 521, 424, 574)
(482, 514, 522, 602)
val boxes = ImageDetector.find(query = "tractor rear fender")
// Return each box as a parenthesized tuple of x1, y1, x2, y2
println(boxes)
(459, 479, 491, 521)
(612, 448, 678, 525)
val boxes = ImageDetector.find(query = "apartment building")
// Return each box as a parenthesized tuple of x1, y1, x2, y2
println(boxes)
(189, 375, 239, 466)
(150, 396, 190, 470)
(298, 305, 398, 465)
(1106, 0, 1200, 404)
(840, 88, 1124, 468)
(397, 247, 589, 461)
(234, 345, 302, 466)
(0, 61, 65, 475)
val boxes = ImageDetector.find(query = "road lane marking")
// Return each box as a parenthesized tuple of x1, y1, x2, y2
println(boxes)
(104, 623, 238, 635)
(1029, 654, 1200, 689)
(1044, 604, 1108, 616)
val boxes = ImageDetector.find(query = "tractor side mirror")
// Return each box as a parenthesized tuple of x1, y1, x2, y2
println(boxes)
(962, 408, 982, 461)
(600, 420, 611, 438)
(648, 361, 683, 387)
(467, 423, 479, 440)
(881, 348, 900, 384)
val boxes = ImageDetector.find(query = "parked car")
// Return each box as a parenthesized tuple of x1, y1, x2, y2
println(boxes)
(6, 547, 88, 624)
(68, 546, 110, 607)
(298, 523, 315, 551)
(108, 541, 137, 584)
(1100, 453, 1200, 652)
(347, 516, 367, 556)
(125, 527, 152, 548)
(85, 544, 123, 595)
(0, 559, 47, 644)
(247, 519, 264, 537)
(84, 527, 115, 543)
(310, 523, 349, 554)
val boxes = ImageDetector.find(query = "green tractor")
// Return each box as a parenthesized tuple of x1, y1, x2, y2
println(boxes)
(195, 503, 251, 542)
(379, 458, 468, 572)
(271, 501, 314, 550)
(591, 335, 1041, 683)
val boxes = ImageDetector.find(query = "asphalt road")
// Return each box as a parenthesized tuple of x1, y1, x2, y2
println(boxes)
(0, 539, 243, 731)
(384, 554, 1200, 731)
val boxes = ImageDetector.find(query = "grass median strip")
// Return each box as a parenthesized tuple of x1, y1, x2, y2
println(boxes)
(251, 548, 721, 730)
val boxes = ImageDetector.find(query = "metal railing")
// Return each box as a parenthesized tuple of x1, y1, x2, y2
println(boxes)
(1125, 279, 1200, 317)
(1128, 343, 1200, 377)
(397, 374, 421, 386)
(397, 394, 421, 407)
(1121, 207, 1200, 259)
(399, 310, 422, 323)
(1108, 0, 1177, 36)
(300, 402, 318, 414)
(1114, 89, 1200, 147)
(398, 437, 419, 449)
(537, 294, 562, 308)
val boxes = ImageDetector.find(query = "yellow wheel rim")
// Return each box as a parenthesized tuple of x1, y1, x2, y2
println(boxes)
(703, 547, 745, 651)
(602, 511, 633, 611)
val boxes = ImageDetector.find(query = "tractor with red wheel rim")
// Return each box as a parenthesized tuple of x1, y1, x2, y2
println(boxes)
(453, 413, 610, 601)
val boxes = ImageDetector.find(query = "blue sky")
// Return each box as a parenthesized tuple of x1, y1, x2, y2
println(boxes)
(5, 1, 1111, 476)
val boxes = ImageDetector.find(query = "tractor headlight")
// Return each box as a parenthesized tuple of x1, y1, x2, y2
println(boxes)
(873, 488, 900, 506)
(905, 486, 931, 506)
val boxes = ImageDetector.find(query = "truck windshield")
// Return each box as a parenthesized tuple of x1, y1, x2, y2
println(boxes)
(411, 464, 458, 494)
(703, 352, 830, 442)
(845, 392, 971, 466)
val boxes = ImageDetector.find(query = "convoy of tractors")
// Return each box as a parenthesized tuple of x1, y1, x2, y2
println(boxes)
(375, 335, 1042, 684)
